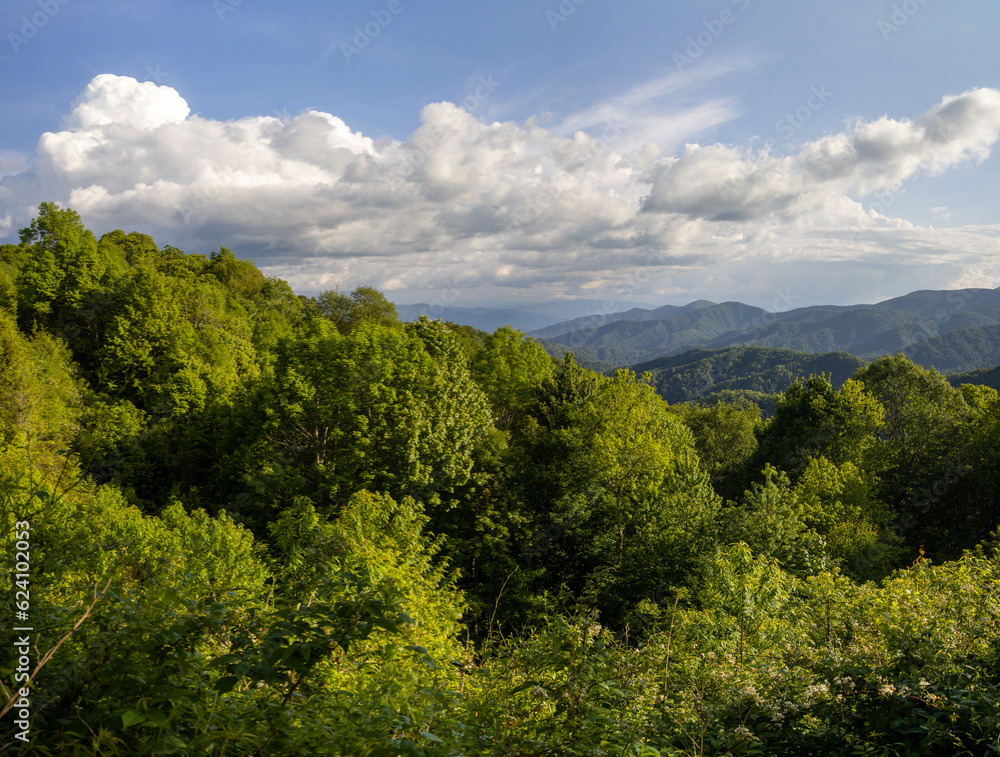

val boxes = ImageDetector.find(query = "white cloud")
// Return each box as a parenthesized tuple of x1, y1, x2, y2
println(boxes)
(641, 88, 1000, 223)
(1, 75, 1000, 307)
(554, 63, 747, 153)
(0, 151, 29, 179)
(62, 74, 190, 131)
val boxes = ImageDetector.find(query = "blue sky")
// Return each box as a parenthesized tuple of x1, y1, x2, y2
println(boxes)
(2, 0, 1000, 312)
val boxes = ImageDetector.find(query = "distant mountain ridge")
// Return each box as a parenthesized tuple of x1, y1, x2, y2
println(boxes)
(395, 299, 630, 333)
(531, 287, 1000, 374)
(541, 301, 772, 365)
(529, 299, 716, 340)
(396, 304, 556, 333)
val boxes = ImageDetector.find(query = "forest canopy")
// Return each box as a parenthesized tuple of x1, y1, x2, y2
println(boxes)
(1, 204, 999, 755)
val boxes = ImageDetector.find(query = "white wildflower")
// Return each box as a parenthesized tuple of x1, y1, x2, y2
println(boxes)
(805, 683, 829, 699)
(530, 686, 550, 699)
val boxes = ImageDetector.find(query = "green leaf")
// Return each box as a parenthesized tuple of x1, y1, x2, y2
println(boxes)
(121, 710, 147, 728)
(145, 708, 168, 727)
(214, 676, 240, 693)
(419, 731, 444, 743)
(151, 734, 186, 754)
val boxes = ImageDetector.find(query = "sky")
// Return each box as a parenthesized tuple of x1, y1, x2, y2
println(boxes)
(1, 0, 1000, 314)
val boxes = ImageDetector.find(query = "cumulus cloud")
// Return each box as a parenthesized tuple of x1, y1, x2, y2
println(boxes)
(641, 88, 1000, 222)
(61, 74, 191, 131)
(2, 75, 1000, 306)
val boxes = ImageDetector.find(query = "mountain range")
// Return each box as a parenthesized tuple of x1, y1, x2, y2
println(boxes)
(394, 299, 620, 333)
(528, 287, 1000, 375)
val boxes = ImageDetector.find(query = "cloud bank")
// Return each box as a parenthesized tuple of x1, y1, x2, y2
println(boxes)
(1, 74, 999, 306)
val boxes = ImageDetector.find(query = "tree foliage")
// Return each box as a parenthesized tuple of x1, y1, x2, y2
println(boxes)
(1, 206, 999, 755)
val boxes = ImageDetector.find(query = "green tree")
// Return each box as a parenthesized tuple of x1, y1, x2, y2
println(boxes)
(99, 229, 158, 269)
(96, 266, 184, 397)
(0, 266, 17, 317)
(207, 246, 266, 299)
(854, 355, 971, 477)
(854, 355, 974, 558)
(934, 386, 1000, 557)
(721, 465, 828, 577)
(701, 542, 794, 666)
(793, 456, 899, 579)
(751, 374, 883, 483)
(0, 311, 82, 453)
(246, 317, 492, 518)
(673, 398, 761, 500)
(313, 285, 400, 334)
(15, 202, 105, 332)
(469, 326, 554, 430)
(0, 311, 28, 443)
(508, 366, 722, 628)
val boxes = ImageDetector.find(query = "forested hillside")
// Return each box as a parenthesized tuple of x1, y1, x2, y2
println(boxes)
(632, 346, 868, 406)
(2, 204, 1000, 755)
(628, 345, 1000, 415)
(950, 364, 1000, 393)
(529, 300, 718, 341)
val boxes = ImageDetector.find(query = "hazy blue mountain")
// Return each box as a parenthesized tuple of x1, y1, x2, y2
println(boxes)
(539, 301, 770, 366)
(534, 287, 1000, 371)
(395, 299, 622, 333)
(536, 340, 617, 375)
(706, 290, 1000, 359)
(395, 305, 553, 332)
(529, 300, 716, 340)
